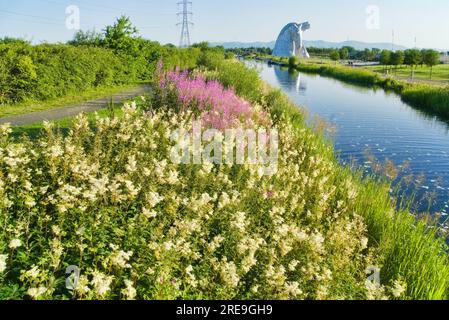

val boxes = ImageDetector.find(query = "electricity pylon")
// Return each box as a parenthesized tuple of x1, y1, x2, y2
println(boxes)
(177, 0, 193, 48)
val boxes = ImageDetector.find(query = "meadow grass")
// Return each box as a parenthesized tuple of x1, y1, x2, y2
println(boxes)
(0, 83, 141, 118)
(367, 64, 449, 82)
(11, 104, 125, 139)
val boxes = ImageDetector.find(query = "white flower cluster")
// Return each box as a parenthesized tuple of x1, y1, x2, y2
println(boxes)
(0, 97, 402, 300)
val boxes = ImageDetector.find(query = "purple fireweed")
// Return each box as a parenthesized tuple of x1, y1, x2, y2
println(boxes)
(160, 70, 269, 130)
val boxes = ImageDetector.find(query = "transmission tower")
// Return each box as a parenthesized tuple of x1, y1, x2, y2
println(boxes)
(177, 0, 193, 48)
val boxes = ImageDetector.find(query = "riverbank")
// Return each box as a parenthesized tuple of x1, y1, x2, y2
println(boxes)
(1, 53, 449, 300)
(259, 56, 449, 121)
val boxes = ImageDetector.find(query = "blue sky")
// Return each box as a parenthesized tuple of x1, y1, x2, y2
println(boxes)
(1, 0, 449, 49)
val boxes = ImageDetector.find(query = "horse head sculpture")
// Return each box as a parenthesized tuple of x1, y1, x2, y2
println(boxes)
(273, 21, 311, 59)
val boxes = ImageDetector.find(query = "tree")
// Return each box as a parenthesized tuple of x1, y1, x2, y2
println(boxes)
(103, 16, 139, 53)
(404, 49, 422, 80)
(390, 51, 404, 74)
(342, 46, 356, 58)
(288, 56, 299, 68)
(330, 50, 340, 65)
(361, 48, 375, 62)
(380, 50, 392, 74)
(422, 49, 440, 79)
(339, 48, 349, 60)
(69, 29, 103, 46)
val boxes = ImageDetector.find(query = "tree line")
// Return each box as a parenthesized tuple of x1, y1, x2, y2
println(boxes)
(0, 16, 212, 105)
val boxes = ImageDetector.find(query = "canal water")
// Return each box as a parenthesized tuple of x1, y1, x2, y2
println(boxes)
(254, 62, 449, 215)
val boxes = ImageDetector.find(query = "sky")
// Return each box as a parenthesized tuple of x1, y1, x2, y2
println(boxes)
(1, 0, 449, 50)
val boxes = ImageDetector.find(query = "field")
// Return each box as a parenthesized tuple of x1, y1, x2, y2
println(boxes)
(366, 64, 449, 83)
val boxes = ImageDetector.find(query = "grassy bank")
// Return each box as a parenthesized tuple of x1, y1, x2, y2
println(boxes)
(367, 64, 449, 83)
(269, 56, 449, 121)
(0, 83, 141, 118)
(204, 56, 449, 299)
(1, 54, 448, 300)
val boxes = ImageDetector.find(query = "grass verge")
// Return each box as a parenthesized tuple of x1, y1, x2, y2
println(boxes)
(0, 83, 144, 118)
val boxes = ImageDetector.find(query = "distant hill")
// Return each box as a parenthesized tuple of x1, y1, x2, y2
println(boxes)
(211, 40, 408, 51)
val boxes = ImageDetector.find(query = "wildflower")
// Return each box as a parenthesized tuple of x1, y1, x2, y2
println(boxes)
(91, 271, 113, 297)
(218, 192, 231, 209)
(219, 260, 240, 288)
(111, 250, 133, 269)
(147, 191, 164, 208)
(49, 145, 64, 158)
(27, 286, 47, 299)
(0, 123, 12, 136)
(24, 265, 40, 279)
(25, 196, 36, 208)
(231, 212, 248, 232)
(0, 254, 7, 273)
(122, 280, 137, 300)
(391, 280, 406, 298)
(52, 226, 61, 236)
(9, 239, 22, 249)
(166, 170, 179, 185)
(126, 155, 138, 173)
(76, 275, 91, 295)
(186, 265, 198, 288)
(284, 282, 303, 297)
(288, 260, 299, 271)
(142, 208, 158, 219)
(360, 237, 369, 250)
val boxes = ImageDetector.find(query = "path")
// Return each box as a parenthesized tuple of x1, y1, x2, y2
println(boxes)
(0, 85, 151, 126)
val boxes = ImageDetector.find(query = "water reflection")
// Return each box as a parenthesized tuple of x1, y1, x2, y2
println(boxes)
(273, 67, 308, 95)
(259, 62, 449, 215)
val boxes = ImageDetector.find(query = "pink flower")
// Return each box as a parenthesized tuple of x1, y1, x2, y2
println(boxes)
(160, 70, 268, 130)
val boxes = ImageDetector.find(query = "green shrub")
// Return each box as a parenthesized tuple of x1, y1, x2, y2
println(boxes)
(0, 42, 202, 106)
(288, 56, 299, 69)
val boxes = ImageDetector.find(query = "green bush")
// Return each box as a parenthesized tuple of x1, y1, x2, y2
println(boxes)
(0, 42, 202, 106)
(288, 56, 299, 69)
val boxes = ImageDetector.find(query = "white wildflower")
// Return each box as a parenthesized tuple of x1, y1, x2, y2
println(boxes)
(111, 250, 133, 269)
(288, 260, 299, 271)
(391, 280, 406, 298)
(0, 123, 12, 136)
(218, 192, 231, 209)
(27, 286, 47, 299)
(231, 211, 247, 232)
(142, 208, 158, 219)
(147, 191, 164, 208)
(76, 275, 91, 295)
(91, 271, 113, 297)
(122, 280, 137, 300)
(126, 155, 138, 173)
(52, 225, 61, 236)
(0, 254, 7, 273)
(166, 170, 179, 185)
(9, 238, 22, 249)
(284, 281, 303, 297)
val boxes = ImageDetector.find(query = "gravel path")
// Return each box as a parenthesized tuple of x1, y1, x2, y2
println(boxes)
(0, 85, 151, 126)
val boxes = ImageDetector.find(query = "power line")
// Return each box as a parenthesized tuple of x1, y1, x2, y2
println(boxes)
(177, 0, 193, 48)
(0, 8, 64, 23)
